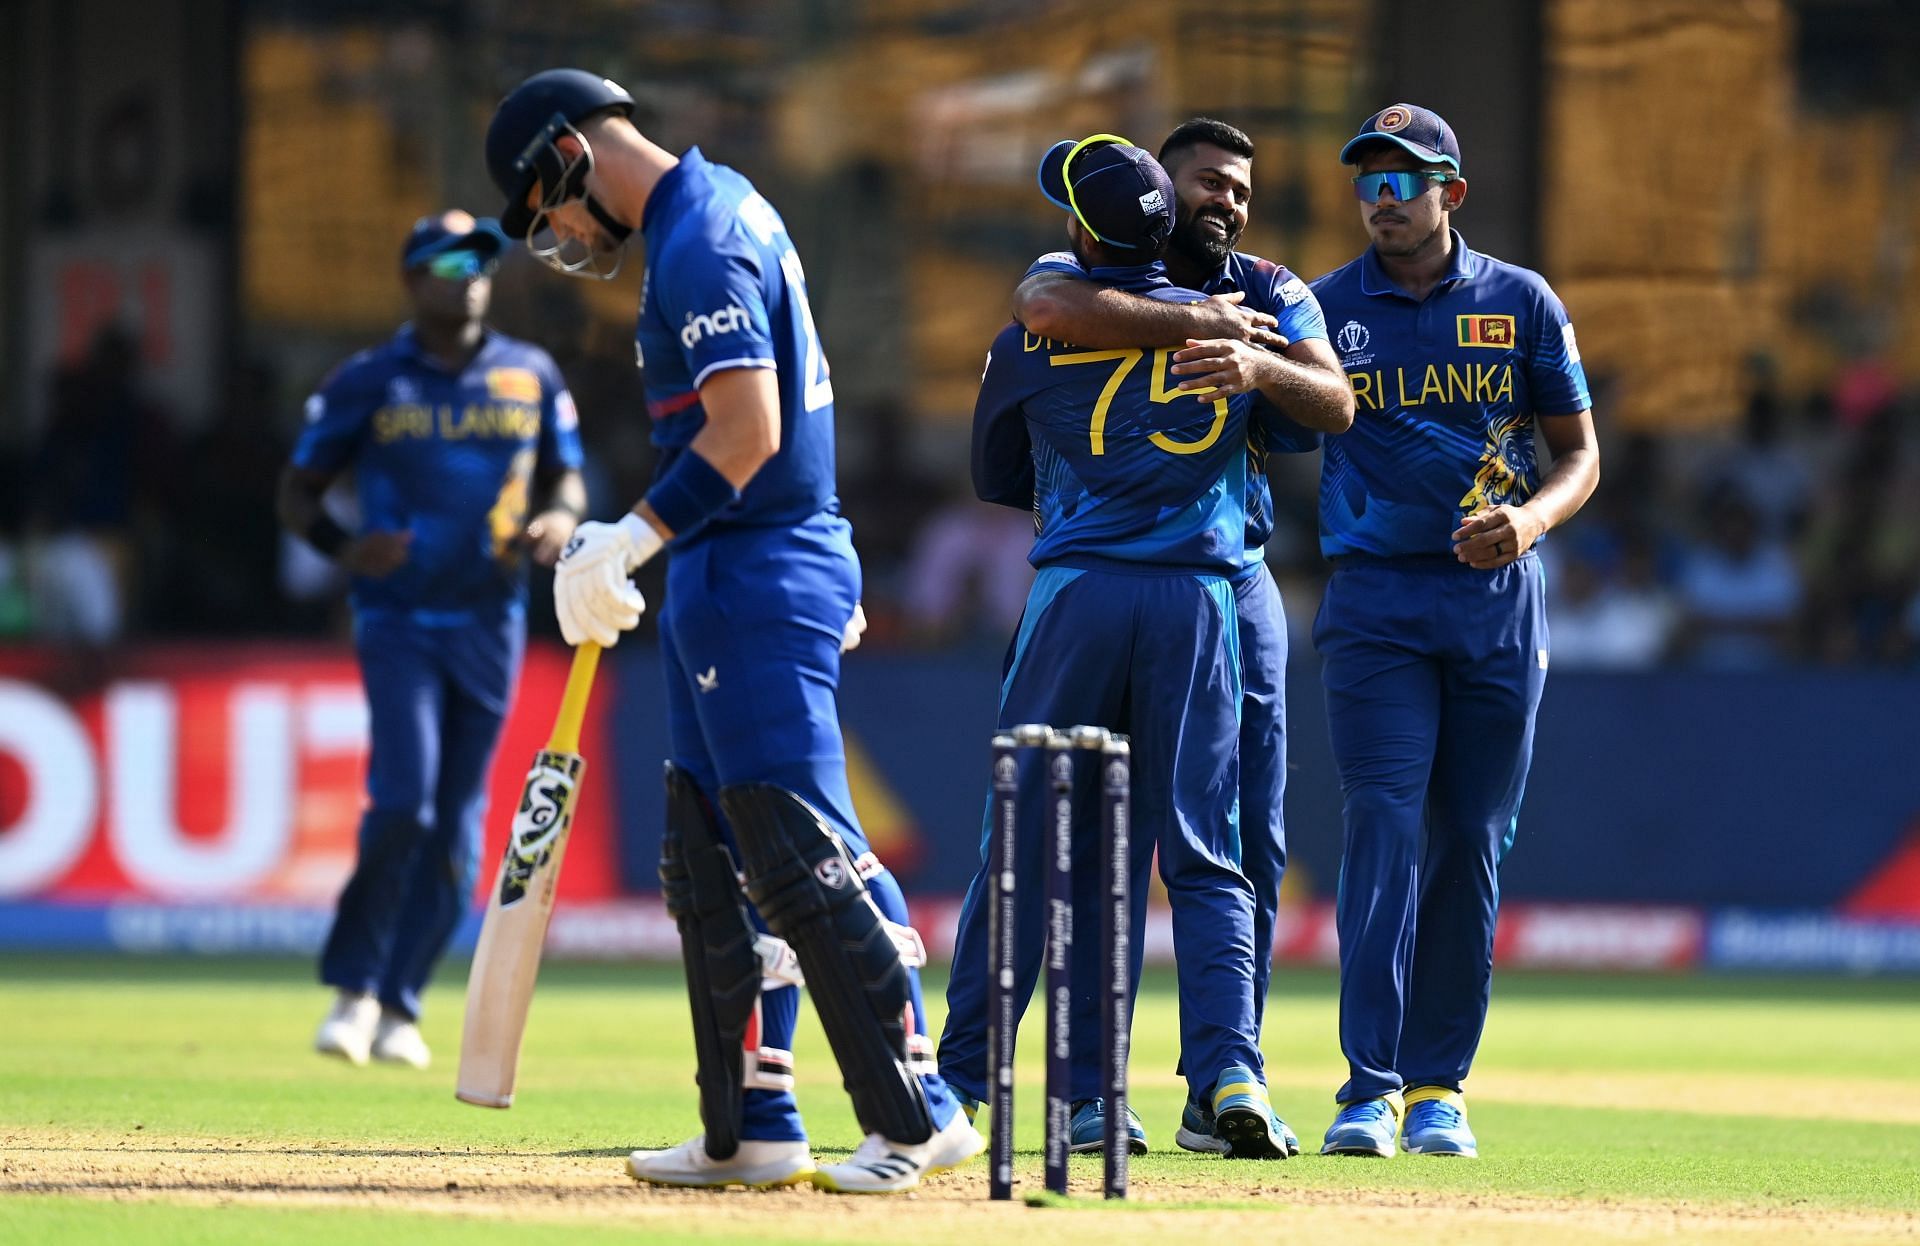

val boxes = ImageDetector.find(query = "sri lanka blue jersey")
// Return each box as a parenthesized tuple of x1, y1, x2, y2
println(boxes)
(636, 147, 838, 538)
(972, 263, 1258, 574)
(1308, 231, 1590, 559)
(1021, 248, 1329, 566)
(293, 325, 583, 617)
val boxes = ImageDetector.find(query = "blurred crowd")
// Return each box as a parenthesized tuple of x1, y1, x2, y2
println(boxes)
(3, 324, 1915, 672)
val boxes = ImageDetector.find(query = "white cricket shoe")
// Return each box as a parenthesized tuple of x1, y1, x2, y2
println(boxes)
(626, 1135, 815, 1189)
(812, 1111, 986, 1194)
(370, 1011, 431, 1069)
(313, 991, 379, 1066)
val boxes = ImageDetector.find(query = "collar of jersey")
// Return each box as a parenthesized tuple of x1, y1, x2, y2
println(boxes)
(642, 145, 708, 235)
(1359, 228, 1477, 299)
(393, 323, 499, 371)
(1084, 259, 1168, 292)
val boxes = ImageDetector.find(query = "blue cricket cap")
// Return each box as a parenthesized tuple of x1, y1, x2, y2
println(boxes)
(1339, 103, 1462, 170)
(401, 210, 510, 268)
(1037, 135, 1176, 253)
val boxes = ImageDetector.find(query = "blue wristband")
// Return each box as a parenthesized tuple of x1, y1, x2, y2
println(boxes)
(644, 450, 740, 537)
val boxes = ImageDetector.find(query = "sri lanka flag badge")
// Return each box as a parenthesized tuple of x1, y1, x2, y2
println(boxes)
(1457, 314, 1517, 347)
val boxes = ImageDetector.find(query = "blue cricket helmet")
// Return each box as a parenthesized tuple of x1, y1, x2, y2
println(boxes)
(485, 69, 635, 238)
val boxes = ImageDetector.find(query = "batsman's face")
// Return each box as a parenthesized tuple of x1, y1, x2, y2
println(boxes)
(1354, 146, 1461, 259)
(1167, 143, 1250, 269)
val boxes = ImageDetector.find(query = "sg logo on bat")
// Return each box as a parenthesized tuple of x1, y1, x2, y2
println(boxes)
(499, 751, 585, 906)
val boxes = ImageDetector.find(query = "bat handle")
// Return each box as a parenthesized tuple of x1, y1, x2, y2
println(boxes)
(547, 643, 602, 755)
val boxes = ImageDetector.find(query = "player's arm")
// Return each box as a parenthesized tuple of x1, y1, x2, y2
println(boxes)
(1452, 410, 1599, 570)
(526, 466, 587, 567)
(276, 464, 411, 577)
(1173, 334, 1354, 434)
(971, 339, 1036, 509)
(1454, 290, 1601, 569)
(526, 373, 589, 566)
(1014, 271, 1276, 348)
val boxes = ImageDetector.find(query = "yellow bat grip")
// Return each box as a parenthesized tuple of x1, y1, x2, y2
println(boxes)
(545, 643, 602, 755)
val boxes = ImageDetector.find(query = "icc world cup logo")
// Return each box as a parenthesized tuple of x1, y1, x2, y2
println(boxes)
(1335, 321, 1371, 357)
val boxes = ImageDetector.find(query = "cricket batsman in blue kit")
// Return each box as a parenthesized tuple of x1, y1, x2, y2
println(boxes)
(280, 210, 587, 1071)
(1000, 118, 1354, 1155)
(1308, 104, 1600, 1158)
(483, 69, 979, 1194)
(939, 134, 1292, 1162)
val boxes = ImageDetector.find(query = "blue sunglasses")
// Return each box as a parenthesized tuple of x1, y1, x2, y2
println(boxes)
(1352, 170, 1458, 202)
(420, 249, 499, 280)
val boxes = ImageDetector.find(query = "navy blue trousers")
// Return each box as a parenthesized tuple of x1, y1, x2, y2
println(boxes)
(1313, 554, 1547, 1102)
(319, 607, 523, 1021)
(940, 564, 1260, 1105)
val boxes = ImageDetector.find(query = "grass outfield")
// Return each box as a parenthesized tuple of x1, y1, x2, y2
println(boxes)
(3, 956, 1917, 1244)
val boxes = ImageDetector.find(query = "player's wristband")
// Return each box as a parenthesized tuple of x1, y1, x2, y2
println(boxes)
(304, 514, 350, 558)
(644, 450, 740, 538)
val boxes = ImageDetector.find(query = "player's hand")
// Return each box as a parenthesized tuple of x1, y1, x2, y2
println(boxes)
(1452, 505, 1546, 570)
(1195, 291, 1279, 341)
(525, 508, 579, 567)
(341, 530, 412, 578)
(1170, 338, 1276, 399)
(553, 517, 654, 647)
(840, 602, 868, 653)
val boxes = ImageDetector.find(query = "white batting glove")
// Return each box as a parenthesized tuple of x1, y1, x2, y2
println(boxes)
(553, 513, 661, 648)
(840, 602, 868, 653)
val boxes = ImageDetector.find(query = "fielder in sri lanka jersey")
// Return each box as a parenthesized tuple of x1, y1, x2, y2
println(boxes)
(280, 210, 587, 1072)
(1007, 117, 1355, 1155)
(483, 68, 977, 1194)
(940, 134, 1295, 1162)
(1307, 104, 1600, 1159)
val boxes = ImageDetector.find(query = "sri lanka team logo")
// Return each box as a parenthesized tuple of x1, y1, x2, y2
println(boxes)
(1458, 314, 1518, 348)
(485, 368, 542, 402)
(1375, 105, 1412, 133)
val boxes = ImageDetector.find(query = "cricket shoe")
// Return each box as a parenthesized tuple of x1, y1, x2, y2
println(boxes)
(1402, 1087, 1477, 1157)
(313, 991, 379, 1066)
(370, 1011, 431, 1069)
(1210, 1066, 1289, 1159)
(1067, 1097, 1149, 1155)
(626, 1135, 815, 1189)
(811, 1112, 985, 1194)
(1320, 1090, 1406, 1157)
(1176, 1098, 1299, 1157)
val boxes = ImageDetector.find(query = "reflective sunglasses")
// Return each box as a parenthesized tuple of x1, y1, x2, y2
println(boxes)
(421, 250, 499, 280)
(1351, 170, 1458, 202)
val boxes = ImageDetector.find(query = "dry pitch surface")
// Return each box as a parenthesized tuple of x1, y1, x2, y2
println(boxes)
(5, 958, 1917, 1245)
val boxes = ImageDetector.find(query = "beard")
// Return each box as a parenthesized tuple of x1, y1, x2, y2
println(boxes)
(1170, 207, 1241, 269)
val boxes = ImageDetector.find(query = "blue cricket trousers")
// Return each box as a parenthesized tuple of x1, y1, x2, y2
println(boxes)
(320, 605, 523, 1021)
(1314, 553, 1547, 1103)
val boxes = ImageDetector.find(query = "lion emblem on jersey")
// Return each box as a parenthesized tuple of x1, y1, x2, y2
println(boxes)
(1458, 413, 1534, 515)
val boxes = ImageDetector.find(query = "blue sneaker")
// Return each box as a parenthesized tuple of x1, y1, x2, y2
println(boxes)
(1402, 1087, 1477, 1157)
(1174, 1098, 1227, 1154)
(1067, 1097, 1148, 1155)
(1177, 1097, 1301, 1157)
(1320, 1090, 1405, 1157)
(1210, 1066, 1288, 1159)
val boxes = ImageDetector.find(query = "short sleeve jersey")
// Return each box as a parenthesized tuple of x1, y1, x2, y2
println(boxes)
(972, 263, 1256, 574)
(635, 147, 838, 538)
(292, 326, 584, 616)
(1307, 231, 1590, 558)
(1022, 249, 1329, 566)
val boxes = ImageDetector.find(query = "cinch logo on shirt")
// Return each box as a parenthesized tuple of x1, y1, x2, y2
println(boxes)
(485, 368, 542, 403)
(1457, 314, 1517, 347)
(680, 302, 751, 349)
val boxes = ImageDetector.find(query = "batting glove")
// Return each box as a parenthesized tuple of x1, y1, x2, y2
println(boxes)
(553, 513, 661, 648)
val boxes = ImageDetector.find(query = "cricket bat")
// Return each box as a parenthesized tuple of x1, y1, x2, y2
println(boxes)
(456, 642, 601, 1108)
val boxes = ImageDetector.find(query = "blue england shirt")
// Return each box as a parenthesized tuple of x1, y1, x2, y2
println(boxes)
(292, 326, 583, 619)
(1021, 249, 1329, 567)
(635, 148, 839, 539)
(972, 263, 1260, 574)
(1308, 230, 1590, 558)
